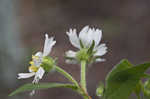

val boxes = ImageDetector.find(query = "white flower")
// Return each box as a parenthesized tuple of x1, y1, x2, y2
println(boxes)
(66, 26, 107, 63)
(18, 34, 56, 95)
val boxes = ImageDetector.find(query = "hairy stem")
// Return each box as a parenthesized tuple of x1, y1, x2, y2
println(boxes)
(55, 66, 79, 88)
(55, 65, 91, 99)
(80, 60, 87, 92)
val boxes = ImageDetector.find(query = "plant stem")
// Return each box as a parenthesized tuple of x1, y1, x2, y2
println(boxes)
(80, 60, 87, 92)
(55, 65, 91, 99)
(55, 66, 79, 88)
(137, 94, 140, 99)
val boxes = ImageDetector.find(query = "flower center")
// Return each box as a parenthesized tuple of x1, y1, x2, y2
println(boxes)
(32, 55, 39, 60)
(29, 65, 39, 72)
(28, 55, 41, 72)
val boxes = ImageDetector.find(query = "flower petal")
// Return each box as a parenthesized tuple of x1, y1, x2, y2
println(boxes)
(35, 67, 45, 79)
(18, 72, 35, 79)
(79, 26, 89, 39)
(79, 26, 92, 47)
(66, 29, 80, 49)
(85, 28, 94, 47)
(35, 52, 43, 57)
(93, 29, 102, 46)
(43, 34, 56, 56)
(33, 52, 43, 67)
(94, 44, 107, 56)
(65, 50, 77, 58)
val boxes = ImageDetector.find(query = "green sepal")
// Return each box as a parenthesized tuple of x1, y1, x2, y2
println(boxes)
(79, 39, 84, 48)
(87, 40, 95, 55)
(40, 56, 56, 73)
(76, 41, 96, 62)
(76, 49, 89, 61)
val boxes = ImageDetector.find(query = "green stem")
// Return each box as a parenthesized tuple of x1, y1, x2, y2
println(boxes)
(80, 60, 87, 92)
(55, 66, 79, 88)
(55, 65, 91, 99)
(137, 94, 140, 99)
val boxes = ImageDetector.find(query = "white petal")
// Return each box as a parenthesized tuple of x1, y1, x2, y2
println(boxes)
(79, 26, 89, 39)
(85, 28, 94, 47)
(66, 50, 77, 58)
(33, 52, 43, 67)
(66, 29, 80, 49)
(93, 29, 102, 46)
(79, 26, 103, 48)
(35, 52, 43, 57)
(79, 26, 92, 47)
(94, 44, 107, 56)
(35, 67, 45, 79)
(43, 34, 56, 56)
(18, 72, 35, 79)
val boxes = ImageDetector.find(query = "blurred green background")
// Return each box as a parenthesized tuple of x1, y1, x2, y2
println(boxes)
(1, 0, 150, 99)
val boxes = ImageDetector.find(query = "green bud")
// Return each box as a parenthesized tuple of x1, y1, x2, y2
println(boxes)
(96, 82, 105, 97)
(40, 56, 56, 73)
(76, 49, 89, 61)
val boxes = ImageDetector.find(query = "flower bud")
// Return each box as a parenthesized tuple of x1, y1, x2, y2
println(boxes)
(96, 82, 104, 97)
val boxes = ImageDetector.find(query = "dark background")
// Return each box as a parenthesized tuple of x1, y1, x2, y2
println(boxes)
(1, 0, 150, 99)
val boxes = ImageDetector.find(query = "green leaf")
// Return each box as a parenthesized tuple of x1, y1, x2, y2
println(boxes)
(9, 83, 78, 96)
(104, 59, 150, 99)
(96, 82, 105, 97)
(106, 59, 133, 80)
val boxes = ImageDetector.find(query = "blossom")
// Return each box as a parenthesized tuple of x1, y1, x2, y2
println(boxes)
(66, 26, 107, 64)
(18, 34, 56, 95)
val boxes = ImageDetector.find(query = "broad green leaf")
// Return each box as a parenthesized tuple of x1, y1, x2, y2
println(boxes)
(9, 83, 77, 96)
(106, 59, 133, 81)
(104, 60, 150, 99)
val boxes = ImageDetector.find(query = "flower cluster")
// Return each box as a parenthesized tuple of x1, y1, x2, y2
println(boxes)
(10, 25, 150, 99)
(17, 26, 107, 96)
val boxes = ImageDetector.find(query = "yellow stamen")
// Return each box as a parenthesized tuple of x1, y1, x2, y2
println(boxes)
(29, 65, 39, 72)
(32, 55, 39, 60)
(29, 61, 34, 65)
